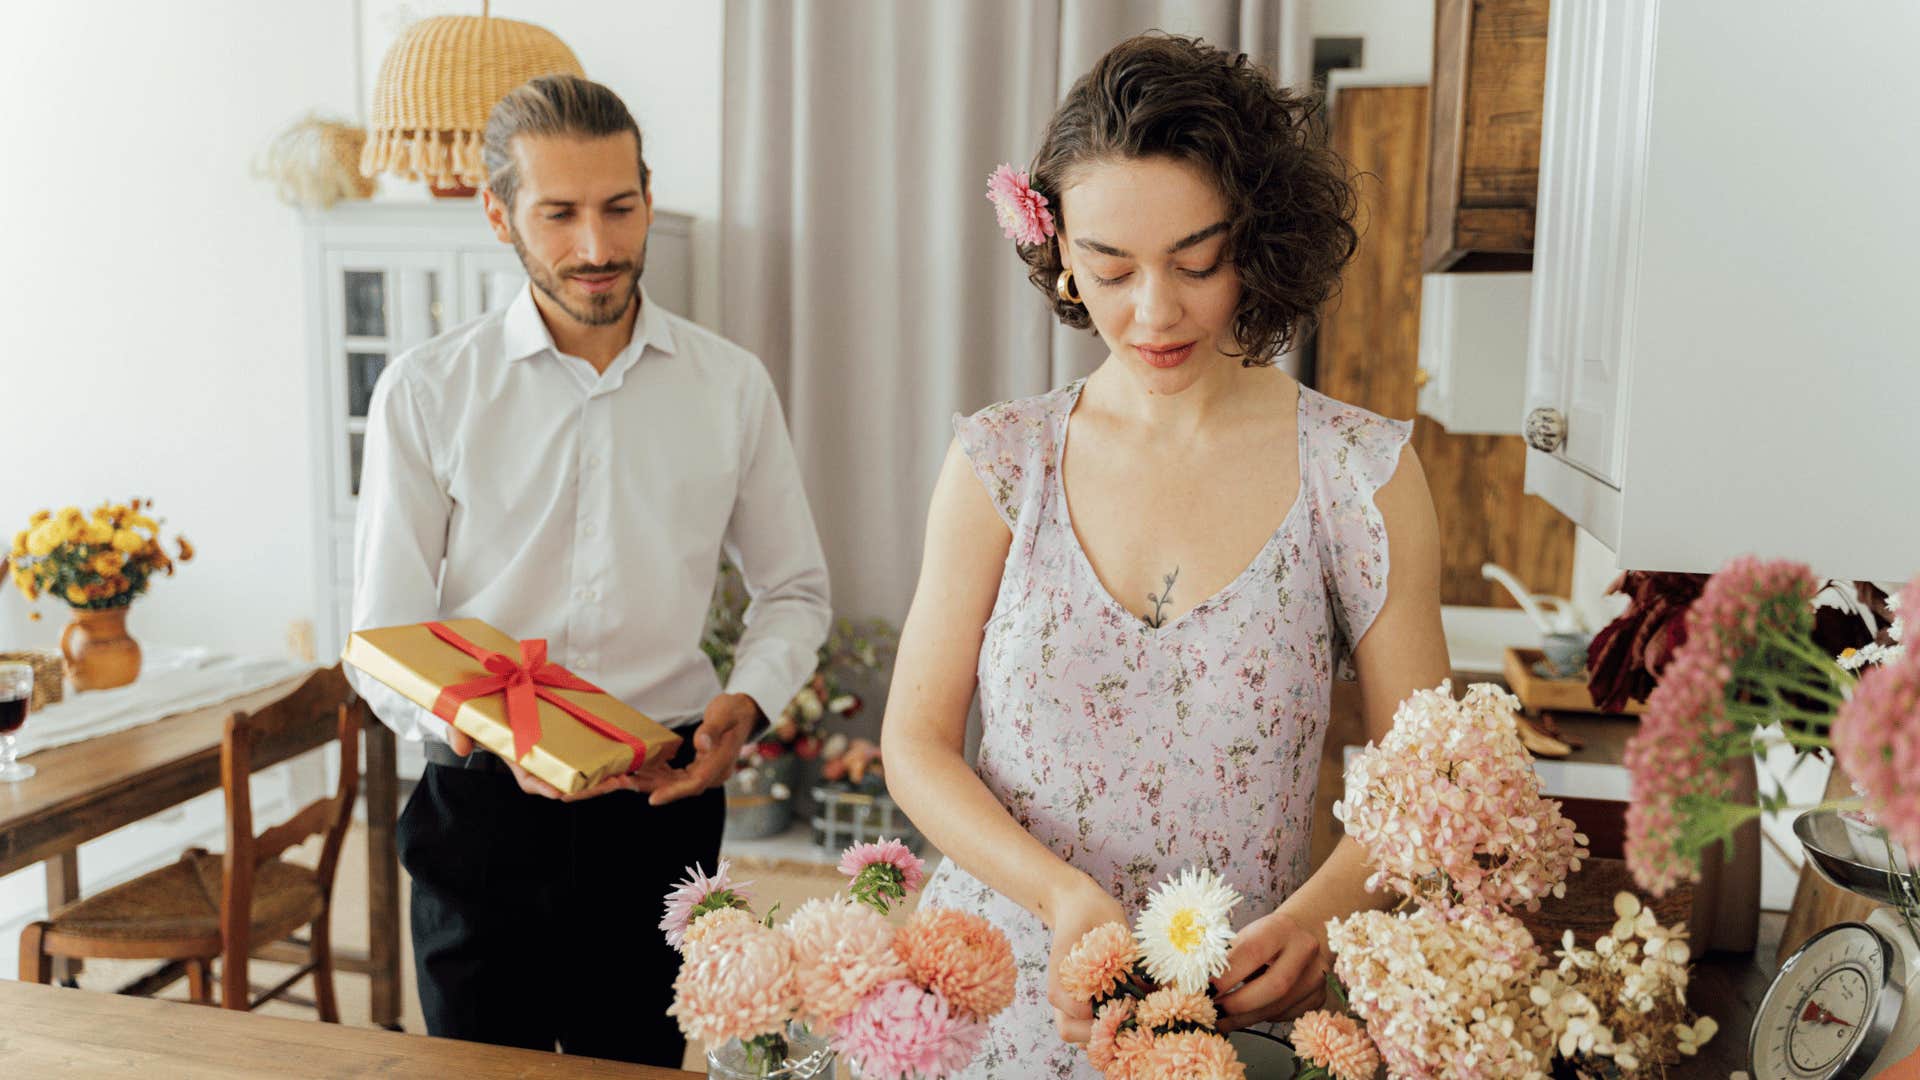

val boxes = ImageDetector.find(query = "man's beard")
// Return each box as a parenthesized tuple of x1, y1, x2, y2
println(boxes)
(510, 227, 646, 327)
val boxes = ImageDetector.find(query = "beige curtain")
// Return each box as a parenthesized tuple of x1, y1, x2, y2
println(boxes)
(722, 0, 1309, 623)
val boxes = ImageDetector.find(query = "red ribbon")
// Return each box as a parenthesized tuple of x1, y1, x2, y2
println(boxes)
(425, 621, 653, 772)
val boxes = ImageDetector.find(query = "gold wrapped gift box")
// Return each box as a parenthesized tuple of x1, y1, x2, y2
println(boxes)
(344, 618, 680, 794)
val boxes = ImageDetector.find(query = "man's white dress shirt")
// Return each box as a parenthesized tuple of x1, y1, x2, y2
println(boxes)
(348, 284, 831, 745)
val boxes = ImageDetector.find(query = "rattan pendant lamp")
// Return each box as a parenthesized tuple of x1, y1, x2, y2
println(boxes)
(359, 1, 584, 196)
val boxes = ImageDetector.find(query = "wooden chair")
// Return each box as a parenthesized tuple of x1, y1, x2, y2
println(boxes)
(18, 665, 364, 1020)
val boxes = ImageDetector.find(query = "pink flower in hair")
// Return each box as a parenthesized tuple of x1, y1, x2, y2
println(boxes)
(986, 163, 1056, 246)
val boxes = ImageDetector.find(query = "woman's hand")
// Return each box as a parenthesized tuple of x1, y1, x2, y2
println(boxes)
(1211, 909, 1330, 1032)
(1044, 876, 1130, 1044)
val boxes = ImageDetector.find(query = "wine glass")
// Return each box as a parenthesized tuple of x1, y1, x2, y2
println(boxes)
(0, 662, 36, 782)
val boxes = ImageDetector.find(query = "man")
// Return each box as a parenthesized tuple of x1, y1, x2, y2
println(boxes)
(348, 74, 830, 1065)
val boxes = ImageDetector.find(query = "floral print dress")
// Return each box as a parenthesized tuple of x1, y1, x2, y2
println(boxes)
(918, 379, 1411, 1078)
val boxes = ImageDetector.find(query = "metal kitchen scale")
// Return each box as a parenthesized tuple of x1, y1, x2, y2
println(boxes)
(1748, 811, 1920, 1079)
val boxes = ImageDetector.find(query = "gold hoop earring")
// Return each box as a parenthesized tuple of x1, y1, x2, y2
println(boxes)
(1055, 269, 1082, 304)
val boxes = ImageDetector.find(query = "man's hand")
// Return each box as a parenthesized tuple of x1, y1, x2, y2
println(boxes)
(444, 727, 672, 803)
(646, 692, 759, 806)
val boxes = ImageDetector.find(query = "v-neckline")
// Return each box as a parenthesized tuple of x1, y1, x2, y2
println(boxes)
(1050, 378, 1312, 638)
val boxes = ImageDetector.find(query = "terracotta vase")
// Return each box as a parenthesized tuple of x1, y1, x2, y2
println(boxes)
(61, 607, 141, 691)
(429, 180, 478, 199)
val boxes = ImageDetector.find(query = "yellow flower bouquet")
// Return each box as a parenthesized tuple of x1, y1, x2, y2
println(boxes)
(9, 500, 193, 616)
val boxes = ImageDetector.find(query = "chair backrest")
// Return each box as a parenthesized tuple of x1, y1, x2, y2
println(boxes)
(217, 664, 364, 1007)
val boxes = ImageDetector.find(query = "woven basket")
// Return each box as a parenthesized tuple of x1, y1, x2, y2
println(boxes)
(361, 13, 585, 187)
(0, 650, 64, 710)
(257, 116, 375, 209)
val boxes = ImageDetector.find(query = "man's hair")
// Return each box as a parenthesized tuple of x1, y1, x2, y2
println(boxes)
(483, 74, 649, 209)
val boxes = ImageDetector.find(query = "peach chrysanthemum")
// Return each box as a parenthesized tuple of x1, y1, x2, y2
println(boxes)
(1105, 1027, 1158, 1080)
(680, 906, 758, 951)
(665, 921, 798, 1045)
(893, 907, 1017, 1021)
(1135, 987, 1218, 1032)
(1140, 1030, 1247, 1079)
(1292, 1010, 1381, 1080)
(1088, 998, 1135, 1071)
(1060, 921, 1138, 1004)
(784, 896, 910, 1029)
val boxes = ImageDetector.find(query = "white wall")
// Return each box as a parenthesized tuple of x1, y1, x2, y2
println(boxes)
(0, 1, 364, 658)
(0, 2, 726, 659)
(1309, 0, 1434, 82)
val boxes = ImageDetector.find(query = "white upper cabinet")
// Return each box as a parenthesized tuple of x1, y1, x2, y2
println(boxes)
(1522, 0, 1920, 581)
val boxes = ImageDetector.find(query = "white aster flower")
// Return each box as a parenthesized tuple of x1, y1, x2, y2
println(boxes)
(1134, 866, 1243, 994)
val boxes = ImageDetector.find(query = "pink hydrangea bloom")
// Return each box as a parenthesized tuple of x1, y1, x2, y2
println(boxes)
(1336, 683, 1587, 912)
(783, 896, 910, 1030)
(1330, 905, 1550, 1080)
(830, 979, 986, 1080)
(1624, 557, 1820, 895)
(986, 164, 1055, 246)
(660, 858, 752, 951)
(665, 920, 797, 1046)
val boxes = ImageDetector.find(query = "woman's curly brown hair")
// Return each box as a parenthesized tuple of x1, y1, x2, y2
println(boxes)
(1019, 33, 1358, 366)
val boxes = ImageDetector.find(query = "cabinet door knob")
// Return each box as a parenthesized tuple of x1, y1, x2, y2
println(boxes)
(1524, 407, 1567, 453)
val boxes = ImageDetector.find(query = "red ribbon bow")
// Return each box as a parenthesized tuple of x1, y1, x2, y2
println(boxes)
(426, 621, 654, 772)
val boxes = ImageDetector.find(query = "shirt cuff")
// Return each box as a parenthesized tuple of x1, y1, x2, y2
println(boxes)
(724, 659, 796, 737)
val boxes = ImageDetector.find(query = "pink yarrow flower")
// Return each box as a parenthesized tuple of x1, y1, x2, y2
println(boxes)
(1833, 573, 1920, 858)
(986, 164, 1056, 246)
(660, 858, 752, 951)
(839, 838, 927, 913)
(830, 979, 986, 1080)
(1624, 557, 1821, 895)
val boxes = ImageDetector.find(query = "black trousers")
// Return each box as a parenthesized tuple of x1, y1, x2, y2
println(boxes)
(397, 740, 723, 1066)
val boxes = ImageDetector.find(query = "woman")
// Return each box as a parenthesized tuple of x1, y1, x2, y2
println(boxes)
(882, 34, 1451, 1076)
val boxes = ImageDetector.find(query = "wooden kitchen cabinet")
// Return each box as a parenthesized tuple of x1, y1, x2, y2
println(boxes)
(1423, 0, 1550, 273)
(1522, 0, 1920, 581)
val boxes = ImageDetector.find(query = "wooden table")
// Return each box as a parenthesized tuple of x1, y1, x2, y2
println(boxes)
(0, 979, 701, 1078)
(0, 675, 404, 1027)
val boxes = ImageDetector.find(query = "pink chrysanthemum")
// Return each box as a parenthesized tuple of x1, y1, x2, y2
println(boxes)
(1088, 998, 1136, 1071)
(784, 896, 911, 1029)
(666, 920, 797, 1045)
(1060, 921, 1139, 1004)
(1135, 987, 1218, 1033)
(1833, 584, 1920, 857)
(1624, 557, 1820, 895)
(1140, 1030, 1248, 1079)
(680, 905, 758, 951)
(986, 163, 1056, 246)
(1292, 1010, 1381, 1080)
(830, 979, 986, 1080)
(839, 838, 928, 912)
(660, 858, 752, 951)
(893, 907, 1018, 1021)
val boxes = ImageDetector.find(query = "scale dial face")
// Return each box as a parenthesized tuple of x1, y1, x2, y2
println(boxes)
(1753, 923, 1897, 1079)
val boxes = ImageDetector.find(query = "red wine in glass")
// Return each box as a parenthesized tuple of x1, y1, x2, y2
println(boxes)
(0, 693, 25, 734)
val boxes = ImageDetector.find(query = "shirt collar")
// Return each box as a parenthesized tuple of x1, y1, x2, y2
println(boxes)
(501, 282, 677, 366)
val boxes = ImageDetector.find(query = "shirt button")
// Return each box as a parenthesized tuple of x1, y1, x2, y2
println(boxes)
(586, 455, 602, 468)
(583, 523, 598, 537)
